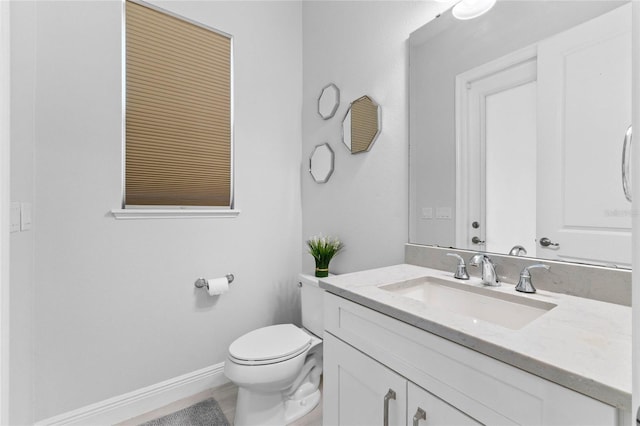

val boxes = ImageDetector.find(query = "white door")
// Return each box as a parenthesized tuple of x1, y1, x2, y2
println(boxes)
(407, 382, 481, 426)
(484, 81, 538, 256)
(456, 52, 537, 254)
(537, 3, 632, 267)
(323, 333, 407, 426)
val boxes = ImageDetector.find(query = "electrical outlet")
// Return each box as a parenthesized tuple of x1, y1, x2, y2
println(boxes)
(436, 207, 452, 219)
(20, 202, 32, 231)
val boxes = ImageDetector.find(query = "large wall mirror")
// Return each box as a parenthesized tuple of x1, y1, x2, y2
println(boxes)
(409, 1, 631, 268)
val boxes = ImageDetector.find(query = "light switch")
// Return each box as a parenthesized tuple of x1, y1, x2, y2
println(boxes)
(421, 207, 433, 219)
(20, 202, 32, 231)
(10, 202, 20, 233)
(436, 207, 452, 219)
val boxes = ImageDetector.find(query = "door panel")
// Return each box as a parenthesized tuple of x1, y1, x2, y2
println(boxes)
(456, 55, 537, 252)
(537, 3, 632, 266)
(485, 81, 537, 255)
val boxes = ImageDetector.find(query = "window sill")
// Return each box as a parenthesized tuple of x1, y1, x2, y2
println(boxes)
(110, 208, 241, 220)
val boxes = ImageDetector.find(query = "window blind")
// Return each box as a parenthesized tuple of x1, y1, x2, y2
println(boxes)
(125, 0, 232, 207)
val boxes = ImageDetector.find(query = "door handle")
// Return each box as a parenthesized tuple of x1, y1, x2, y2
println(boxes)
(622, 125, 632, 202)
(471, 236, 485, 245)
(539, 237, 559, 247)
(412, 407, 427, 426)
(383, 389, 396, 426)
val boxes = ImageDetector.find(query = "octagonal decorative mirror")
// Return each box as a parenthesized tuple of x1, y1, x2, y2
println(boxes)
(318, 83, 340, 120)
(342, 95, 381, 154)
(309, 143, 335, 183)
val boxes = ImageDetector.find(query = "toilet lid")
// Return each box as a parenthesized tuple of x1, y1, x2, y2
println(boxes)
(229, 324, 312, 364)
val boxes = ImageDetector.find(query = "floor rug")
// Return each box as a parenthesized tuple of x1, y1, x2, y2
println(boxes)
(140, 398, 230, 426)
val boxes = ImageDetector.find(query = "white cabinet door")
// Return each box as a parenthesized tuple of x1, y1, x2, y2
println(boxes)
(323, 333, 407, 426)
(537, 3, 632, 267)
(407, 382, 481, 426)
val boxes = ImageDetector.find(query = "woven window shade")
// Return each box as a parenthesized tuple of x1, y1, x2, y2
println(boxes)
(125, 0, 232, 206)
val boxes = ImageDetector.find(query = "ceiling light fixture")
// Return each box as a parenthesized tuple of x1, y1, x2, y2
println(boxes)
(452, 0, 497, 20)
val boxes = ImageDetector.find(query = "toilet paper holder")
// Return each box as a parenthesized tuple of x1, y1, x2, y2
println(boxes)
(194, 274, 235, 290)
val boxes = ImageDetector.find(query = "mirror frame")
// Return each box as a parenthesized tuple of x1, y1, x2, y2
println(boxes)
(309, 142, 335, 184)
(317, 83, 340, 120)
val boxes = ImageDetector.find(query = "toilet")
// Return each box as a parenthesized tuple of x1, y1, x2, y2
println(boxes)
(224, 274, 324, 426)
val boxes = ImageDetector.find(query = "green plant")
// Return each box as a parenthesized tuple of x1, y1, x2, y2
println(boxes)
(306, 235, 344, 277)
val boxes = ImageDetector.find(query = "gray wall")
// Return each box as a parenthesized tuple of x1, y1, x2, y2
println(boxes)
(301, 0, 450, 275)
(23, 1, 303, 420)
(10, 2, 36, 424)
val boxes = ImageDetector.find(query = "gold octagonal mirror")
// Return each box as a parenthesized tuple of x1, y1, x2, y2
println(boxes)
(342, 95, 381, 154)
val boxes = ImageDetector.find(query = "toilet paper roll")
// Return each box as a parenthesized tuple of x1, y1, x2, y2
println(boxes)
(206, 277, 229, 296)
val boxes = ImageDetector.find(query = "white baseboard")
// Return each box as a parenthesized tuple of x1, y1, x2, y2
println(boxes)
(35, 362, 229, 426)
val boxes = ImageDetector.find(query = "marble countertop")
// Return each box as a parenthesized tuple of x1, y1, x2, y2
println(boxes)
(319, 264, 631, 410)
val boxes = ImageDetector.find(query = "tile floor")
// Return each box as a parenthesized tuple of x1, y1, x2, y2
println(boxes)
(116, 381, 322, 426)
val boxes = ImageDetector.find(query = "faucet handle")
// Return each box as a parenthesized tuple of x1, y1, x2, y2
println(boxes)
(446, 253, 470, 280)
(516, 264, 550, 293)
(469, 253, 492, 266)
(509, 245, 527, 256)
(522, 264, 550, 276)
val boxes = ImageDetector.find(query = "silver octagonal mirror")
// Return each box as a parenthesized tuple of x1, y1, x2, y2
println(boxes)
(318, 83, 340, 120)
(309, 143, 335, 183)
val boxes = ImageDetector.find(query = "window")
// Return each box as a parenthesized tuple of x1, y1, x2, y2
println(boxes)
(124, 0, 233, 210)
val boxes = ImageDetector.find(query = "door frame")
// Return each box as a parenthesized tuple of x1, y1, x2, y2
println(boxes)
(454, 45, 537, 249)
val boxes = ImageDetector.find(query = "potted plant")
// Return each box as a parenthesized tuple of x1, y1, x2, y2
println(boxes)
(306, 235, 344, 278)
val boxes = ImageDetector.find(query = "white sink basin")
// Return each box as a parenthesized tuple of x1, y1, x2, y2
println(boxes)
(380, 276, 556, 330)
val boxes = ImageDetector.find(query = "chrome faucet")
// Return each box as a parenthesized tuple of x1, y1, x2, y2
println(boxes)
(446, 253, 469, 280)
(469, 253, 500, 286)
(515, 264, 550, 293)
(508, 245, 527, 256)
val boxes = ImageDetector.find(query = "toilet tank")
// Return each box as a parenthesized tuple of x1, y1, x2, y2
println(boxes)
(299, 273, 325, 337)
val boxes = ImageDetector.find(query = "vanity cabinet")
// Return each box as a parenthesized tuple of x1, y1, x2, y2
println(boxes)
(323, 293, 620, 426)
(324, 333, 480, 426)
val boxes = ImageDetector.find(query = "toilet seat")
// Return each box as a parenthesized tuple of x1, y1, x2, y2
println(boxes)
(229, 324, 312, 366)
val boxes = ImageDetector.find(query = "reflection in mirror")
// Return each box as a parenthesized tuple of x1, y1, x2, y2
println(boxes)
(318, 83, 340, 120)
(409, 1, 631, 268)
(342, 95, 381, 154)
(309, 143, 335, 184)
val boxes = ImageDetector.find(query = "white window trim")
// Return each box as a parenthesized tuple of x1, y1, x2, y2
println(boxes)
(111, 208, 240, 220)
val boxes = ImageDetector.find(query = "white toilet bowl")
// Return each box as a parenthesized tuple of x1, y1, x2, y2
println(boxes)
(224, 324, 322, 426)
(224, 274, 325, 426)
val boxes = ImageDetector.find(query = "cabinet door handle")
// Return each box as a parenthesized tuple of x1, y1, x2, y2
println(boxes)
(383, 389, 396, 426)
(412, 407, 427, 426)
